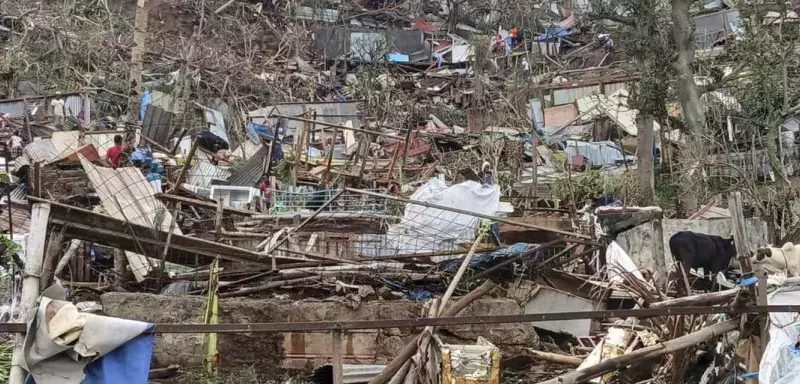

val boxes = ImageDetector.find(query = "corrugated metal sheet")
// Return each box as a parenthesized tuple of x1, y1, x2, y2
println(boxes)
(80, 156, 182, 282)
(0, 207, 31, 234)
(142, 105, 173, 147)
(187, 159, 232, 189)
(150, 90, 174, 112)
(9, 184, 28, 204)
(552, 85, 601, 105)
(64, 95, 91, 124)
(0, 100, 25, 117)
(294, 6, 338, 22)
(13, 139, 60, 171)
(248, 101, 361, 139)
(228, 145, 267, 187)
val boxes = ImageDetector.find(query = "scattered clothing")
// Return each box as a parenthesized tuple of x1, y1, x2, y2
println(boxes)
(147, 172, 162, 193)
(522, 58, 531, 71)
(130, 147, 152, 167)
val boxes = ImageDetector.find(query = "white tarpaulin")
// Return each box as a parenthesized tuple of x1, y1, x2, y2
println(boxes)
(379, 179, 500, 262)
(760, 286, 800, 384)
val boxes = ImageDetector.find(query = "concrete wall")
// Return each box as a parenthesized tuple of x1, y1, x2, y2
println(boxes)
(101, 293, 539, 371)
(615, 218, 768, 277)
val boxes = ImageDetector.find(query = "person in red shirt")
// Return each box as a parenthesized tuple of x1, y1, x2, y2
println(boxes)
(106, 134, 123, 168)
(509, 25, 518, 48)
(258, 176, 271, 212)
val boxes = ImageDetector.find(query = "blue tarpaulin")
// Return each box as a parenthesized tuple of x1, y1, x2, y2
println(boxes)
(82, 325, 155, 384)
(246, 122, 275, 144)
(387, 53, 410, 63)
(537, 27, 569, 41)
(442, 243, 541, 271)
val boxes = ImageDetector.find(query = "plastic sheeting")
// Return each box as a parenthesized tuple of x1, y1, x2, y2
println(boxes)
(565, 140, 633, 166)
(760, 286, 800, 384)
(606, 241, 646, 284)
(382, 179, 500, 262)
(22, 284, 153, 384)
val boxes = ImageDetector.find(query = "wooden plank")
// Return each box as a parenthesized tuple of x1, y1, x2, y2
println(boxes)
(29, 196, 303, 267)
(155, 193, 254, 217)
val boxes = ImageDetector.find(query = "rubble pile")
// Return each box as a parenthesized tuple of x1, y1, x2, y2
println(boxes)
(1, 0, 800, 383)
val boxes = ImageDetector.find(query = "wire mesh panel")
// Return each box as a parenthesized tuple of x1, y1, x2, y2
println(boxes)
(270, 188, 388, 214)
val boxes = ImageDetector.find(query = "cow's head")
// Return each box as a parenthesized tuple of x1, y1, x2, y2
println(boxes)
(756, 247, 773, 261)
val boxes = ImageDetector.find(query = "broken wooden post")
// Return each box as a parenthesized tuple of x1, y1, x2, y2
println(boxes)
(169, 139, 198, 194)
(332, 330, 344, 384)
(538, 319, 739, 384)
(157, 203, 180, 288)
(54, 239, 83, 278)
(40, 226, 66, 290)
(650, 288, 739, 308)
(368, 280, 496, 384)
(525, 349, 583, 366)
(9, 203, 51, 384)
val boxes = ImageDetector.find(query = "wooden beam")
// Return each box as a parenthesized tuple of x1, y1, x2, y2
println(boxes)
(155, 193, 254, 217)
(28, 196, 304, 268)
(270, 113, 402, 140)
(169, 139, 198, 194)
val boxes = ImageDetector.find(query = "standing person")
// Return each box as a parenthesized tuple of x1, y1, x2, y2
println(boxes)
(50, 93, 66, 126)
(509, 24, 519, 48)
(258, 176, 271, 212)
(9, 131, 23, 159)
(106, 134, 124, 168)
(146, 161, 163, 193)
(480, 161, 493, 186)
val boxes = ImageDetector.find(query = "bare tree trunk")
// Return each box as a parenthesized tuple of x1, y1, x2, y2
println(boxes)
(127, 0, 149, 122)
(637, 114, 655, 205)
(671, 0, 704, 215)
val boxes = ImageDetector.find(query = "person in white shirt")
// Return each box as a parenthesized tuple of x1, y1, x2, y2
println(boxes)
(10, 131, 23, 158)
(50, 94, 66, 126)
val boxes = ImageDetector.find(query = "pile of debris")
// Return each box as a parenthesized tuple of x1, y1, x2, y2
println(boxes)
(1, 0, 800, 383)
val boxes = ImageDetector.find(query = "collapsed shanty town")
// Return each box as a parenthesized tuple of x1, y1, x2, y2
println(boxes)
(4, 0, 800, 383)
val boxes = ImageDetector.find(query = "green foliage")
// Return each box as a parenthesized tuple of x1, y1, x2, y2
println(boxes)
(275, 154, 296, 185)
(551, 170, 621, 206)
(0, 342, 12, 383)
(730, 5, 800, 125)
(0, 236, 20, 266)
(589, 0, 673, 118)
